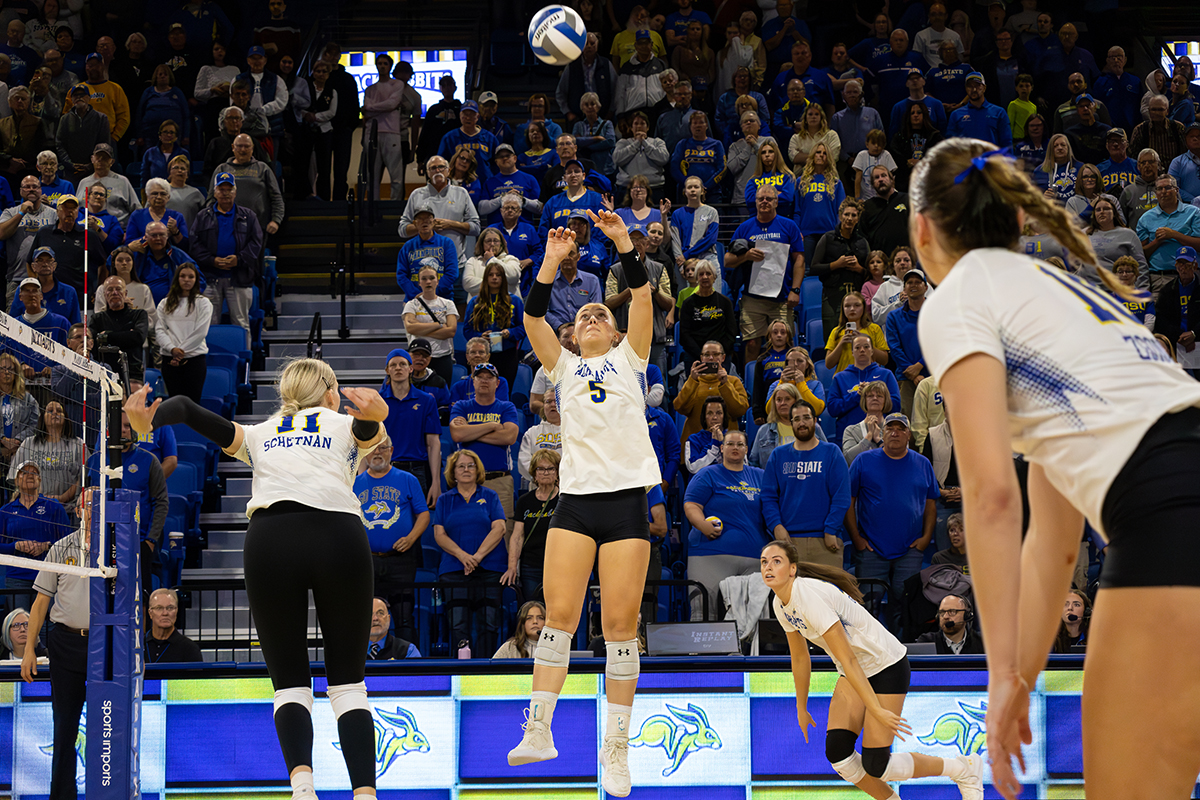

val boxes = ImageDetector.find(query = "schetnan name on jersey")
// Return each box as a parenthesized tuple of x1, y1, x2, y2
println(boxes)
(264, 433, 333, 451)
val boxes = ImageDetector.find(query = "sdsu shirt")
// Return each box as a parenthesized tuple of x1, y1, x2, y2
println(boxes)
(920, 248, 1200, 540)
(773, 577, 906, 677)
(233, 407, 379, 518)
(547, 336, 662, 494)
(732, 214, 805, 301)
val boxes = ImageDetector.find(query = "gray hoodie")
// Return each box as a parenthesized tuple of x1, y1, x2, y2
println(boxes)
(1120, 175, 1158, 229)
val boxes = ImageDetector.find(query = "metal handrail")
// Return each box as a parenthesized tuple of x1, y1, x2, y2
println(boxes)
(306, 311, 323, 360)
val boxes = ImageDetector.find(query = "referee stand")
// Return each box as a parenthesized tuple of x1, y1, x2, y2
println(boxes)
(86, 488, 144, 799)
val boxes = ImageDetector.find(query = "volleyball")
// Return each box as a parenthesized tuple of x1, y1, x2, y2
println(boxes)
(528, 5, 588, 66)
(705, 516, 723, 532)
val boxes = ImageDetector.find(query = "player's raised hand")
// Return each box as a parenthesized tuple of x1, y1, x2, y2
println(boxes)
(543, 227, 578, 264)
(123, 384, 161, 435)
(341, 387, 389, 422)
(587, 208, 631, 244)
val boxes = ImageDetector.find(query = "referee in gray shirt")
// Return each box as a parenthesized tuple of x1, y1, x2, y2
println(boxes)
(22, 489, 94, 800)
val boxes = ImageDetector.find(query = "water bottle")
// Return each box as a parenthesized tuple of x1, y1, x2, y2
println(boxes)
(457, 639, 472, 659)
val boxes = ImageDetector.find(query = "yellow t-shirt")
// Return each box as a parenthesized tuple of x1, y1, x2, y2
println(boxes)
(825, 322, 889, 373)
(610, 30, 666, 67)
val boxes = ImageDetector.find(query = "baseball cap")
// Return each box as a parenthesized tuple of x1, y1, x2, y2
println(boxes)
(385, 348, 412, 366)
(472, 362, 499, 377)
(635, 28, 651, 40)
(413, 203, 435, 217)
(85, 51, 102, 62)
(1176, 246, 1197, 263)
(1106, 127, 1127, 140)
(407, 337, 433, 354)
(907, 67, 923, 77)
(18, 277, 41, 290)
(883, 412, 910, 428)
(903, 267, 927, 283)
(31, 246, 54, 260)
(57, 194, 79, 207)
(247, 45, 266, 58)
(168, 22, 184, 32)
(568, 210, 590, 221)
(14, 460, 39, 473)
(1187, 122, 1200, 134)
(69, 83, 90, 96)
(93, 142, 114, 157)
(461, 100, 480, 113)
(965, 71, 986, 85)
(478, 91, 499, 105)
(495, 142, 516, 156)
(1075, 92, 1095, 104)
(215, 171, 236, 186)
(562, 158, 586, 172)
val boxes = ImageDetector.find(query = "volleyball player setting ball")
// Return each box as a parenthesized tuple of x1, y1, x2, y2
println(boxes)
(910, 138, 1200, 800)
(507, 210, 661, 797)
(125, 360, 388, 800)
(762, 540, 984, 799)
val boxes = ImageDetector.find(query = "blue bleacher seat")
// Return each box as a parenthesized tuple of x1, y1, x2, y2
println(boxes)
(166, 461, 200, 495)
(451, 363, 467, 384)
(144, 368, 165, 396)
(814, 361, 834, 394)
(512, 362, 533, 409)
(207, 324, 252, 361)
(453, 326, 467, 363)
(805, 317, 823, 352)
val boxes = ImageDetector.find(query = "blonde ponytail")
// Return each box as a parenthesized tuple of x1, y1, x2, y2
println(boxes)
(276, 358, 337, 417)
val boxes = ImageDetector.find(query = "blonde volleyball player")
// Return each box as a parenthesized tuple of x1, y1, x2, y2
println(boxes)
(507, 210, 661, 797)
(909, 139, 1200, 800)
(761, 540, 984, 800)
(124, 359, 387, 800)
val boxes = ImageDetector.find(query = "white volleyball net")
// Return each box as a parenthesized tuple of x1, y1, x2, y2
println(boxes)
(0, 310, 123, 585)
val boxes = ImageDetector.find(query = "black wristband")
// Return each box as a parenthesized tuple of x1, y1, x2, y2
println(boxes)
(153, 396, 236, 449)
(351, 419, 381, 441)
(619, 247, 649, 290)
(525, 279, 553, 318)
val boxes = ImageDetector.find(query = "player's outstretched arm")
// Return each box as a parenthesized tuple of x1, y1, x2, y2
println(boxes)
(524, 226, 576, 374)
(589, 209, 652, 360)
(124, 385, 245, 456)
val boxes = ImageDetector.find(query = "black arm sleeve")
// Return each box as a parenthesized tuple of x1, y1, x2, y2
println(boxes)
(152, 396, 236, 449)
(351, 419, 381, 441)
(525, 279, 553, 318)
(618, 247, 649, 290)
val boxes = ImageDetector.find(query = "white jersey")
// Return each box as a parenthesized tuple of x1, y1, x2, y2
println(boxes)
(773, 577, 906, 678)
(546, 336, 662, 495)
(920, 249, 1200, 540)
(231, 407, 379, 519)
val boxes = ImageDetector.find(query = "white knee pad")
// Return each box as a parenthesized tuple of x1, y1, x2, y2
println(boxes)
(605, 639, 640, 681)
(881, 751, 914, 782)
(533, 626, 572, 669)
(273, 686, 313, 716)
(832, 752, 867, 785)
(326, 681, 370, 719)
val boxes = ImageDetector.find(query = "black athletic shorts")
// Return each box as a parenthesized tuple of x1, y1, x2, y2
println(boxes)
(866, 656, 911, 695)
(1100, 405, 1200, 589)
(550, 487, 650, 545)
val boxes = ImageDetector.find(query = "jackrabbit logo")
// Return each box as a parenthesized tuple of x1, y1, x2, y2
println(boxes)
(335, 706, 429, 778)
(629, 703, 722, 776)
(917, 700, 988, 756)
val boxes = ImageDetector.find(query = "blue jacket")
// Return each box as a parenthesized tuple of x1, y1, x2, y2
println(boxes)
(396, 232, 458, 301)
(437, 127, 501, 182)
(670, 136, 726, 189)
(191, 203, 264, 288)
(125, 208, 190, 252)
(135, 245, 199, 305)
(645, 405, 680, 486)
(794, 176, 846, 237)
(885, 302, 926, 376)
(889, 95, 947, 136)
(946, 100, 1013, 148)
(135, 86, 190, 142)
(827, 363, 902, 444)
(715, 90, 770, 141)
(142, 145, 190, 187)
(10, 281, 80, 324)
(489, 220, 542, 295)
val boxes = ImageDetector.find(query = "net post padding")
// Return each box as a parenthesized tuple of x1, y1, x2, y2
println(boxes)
(85, 487, 143, 799)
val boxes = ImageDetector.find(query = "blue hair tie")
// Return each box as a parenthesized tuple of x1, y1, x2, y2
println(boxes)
(953, 147, 1014, 184)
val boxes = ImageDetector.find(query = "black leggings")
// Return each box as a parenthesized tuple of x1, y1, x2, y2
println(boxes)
(244, 502, 376, 788)
(243, 501, 373, 688)
(160, 354, 207, 404)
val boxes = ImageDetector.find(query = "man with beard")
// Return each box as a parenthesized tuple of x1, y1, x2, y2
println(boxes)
(859, 166, 910, 255)
(917, 595, 985, 654)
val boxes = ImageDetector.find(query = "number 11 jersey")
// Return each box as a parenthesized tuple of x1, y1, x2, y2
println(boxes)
(547, 336, 662, 495)
(920, 248, 1200, 541)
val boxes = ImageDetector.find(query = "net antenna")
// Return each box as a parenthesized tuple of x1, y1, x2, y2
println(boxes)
(0, 309, 122, 580)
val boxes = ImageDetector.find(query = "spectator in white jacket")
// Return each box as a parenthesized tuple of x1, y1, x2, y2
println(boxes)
(614, 111, 670, 189)
(517, 389, 562, 490)
(612, 34, 668, 117)
(154, 262, 212, 403)
(462, 227, 521, 298)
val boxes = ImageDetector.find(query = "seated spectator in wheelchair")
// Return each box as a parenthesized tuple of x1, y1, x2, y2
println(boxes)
(915, 594, 984, 654)
(1051, 587, 1091, 653)
(841, 379, 892, 464)
(931, 512, 968, 572)
(510, 447, 561, 601)
(683, 429, 766, 621)
(367, 597, 421, 659)
(0, 607, 45, 660)
(432, 449, 512, 657)
(493, 600, 545, 658)
(145, 588, 203, 663)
